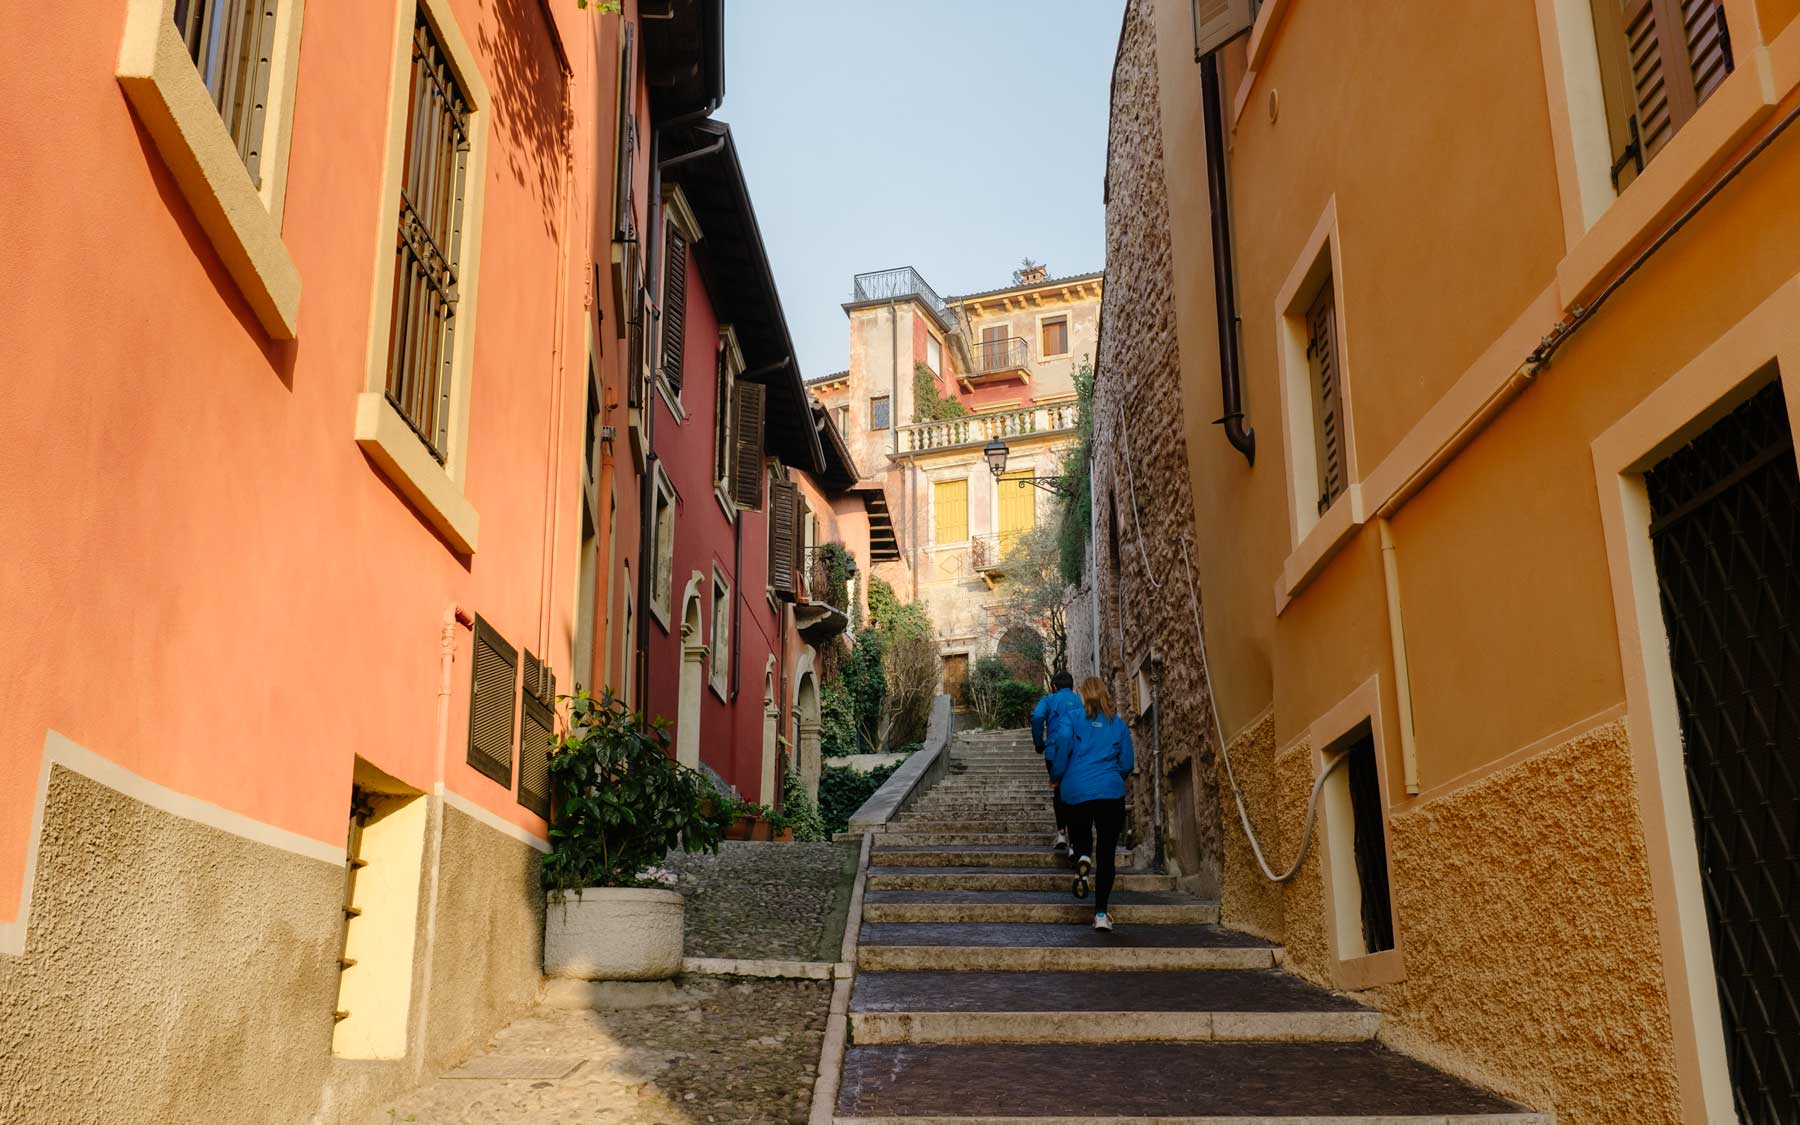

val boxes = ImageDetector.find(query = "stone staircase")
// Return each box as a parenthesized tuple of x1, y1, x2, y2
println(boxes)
(834, 728, 1543, 1123)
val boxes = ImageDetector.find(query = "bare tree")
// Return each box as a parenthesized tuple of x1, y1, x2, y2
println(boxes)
(878, 627, 939, 749)
(997, 521, 1071, 673)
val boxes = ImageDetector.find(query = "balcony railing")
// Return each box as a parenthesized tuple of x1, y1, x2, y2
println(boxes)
(966, 337, 1030, 382)
(899, 401, 1079, 454)
(852, 267, 958, 332)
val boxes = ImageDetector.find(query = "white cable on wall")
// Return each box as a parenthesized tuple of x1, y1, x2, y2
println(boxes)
(1113, 420, 1340, 884)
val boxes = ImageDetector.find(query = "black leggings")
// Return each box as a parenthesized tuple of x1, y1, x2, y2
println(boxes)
(1052, 786, 1071, 832)
(1065, 797, 1126, 912)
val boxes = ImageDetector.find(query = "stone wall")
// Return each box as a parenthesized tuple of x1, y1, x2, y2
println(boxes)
(1091, 0, 1223, 893)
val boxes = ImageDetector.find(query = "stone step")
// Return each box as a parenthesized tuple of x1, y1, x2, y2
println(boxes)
(857, 922, 1275, 972)
(871, 846, 1129, 869)
(862, 890, 1219, 925)
(849, 969, 1375, 1044)
(877, 832, 1053, 848)
(906, 807, 1056, 819)
(865, 868, 1178, 894)
(886, 820, 1058, 834)
(834, 1042, 1543, 1122)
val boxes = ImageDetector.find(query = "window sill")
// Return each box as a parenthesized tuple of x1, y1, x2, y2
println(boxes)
(709, 676, 728, 703)
(354, 393, 479, 554)
(657, 379, 687, 424)
(1332, 946, 1406, 991)
(650, 599, 672, 633)
(1556, 47, 1778, 306)
(116, 2, 300, 338)
(714, 484, 737, 522)
(1274, 484, 1364, 616)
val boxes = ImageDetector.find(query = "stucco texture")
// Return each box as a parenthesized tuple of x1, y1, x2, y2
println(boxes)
(0, 773, 546, 1125)
(0, 767, 342, 1125)
(1213, 711, 1284, 941)
(1371, 722, 1681, 1124)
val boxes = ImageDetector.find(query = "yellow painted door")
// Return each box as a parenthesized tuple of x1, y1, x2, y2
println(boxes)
(933, 478, 968, 544)
(998, 471, 1035, 555)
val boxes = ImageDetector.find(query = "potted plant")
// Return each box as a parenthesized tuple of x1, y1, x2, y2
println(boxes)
(541, 690, 728, 981)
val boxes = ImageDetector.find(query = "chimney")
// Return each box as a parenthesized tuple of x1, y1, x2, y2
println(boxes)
(1017, 264, 1048, 285)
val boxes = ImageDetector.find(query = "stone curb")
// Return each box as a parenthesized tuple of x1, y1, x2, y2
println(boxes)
(680, 956, 846, 980)
(865, 872, 1179, 893)
(809, 831, 874, 1125)
(846, 1009, 1381, 1045)
(859, 902, 1221, 925)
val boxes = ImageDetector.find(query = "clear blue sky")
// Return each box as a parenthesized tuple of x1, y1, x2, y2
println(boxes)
(722, 1, 1124, 380)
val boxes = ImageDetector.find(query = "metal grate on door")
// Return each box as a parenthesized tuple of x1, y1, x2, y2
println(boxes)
(1646, 378, 1799, 1122)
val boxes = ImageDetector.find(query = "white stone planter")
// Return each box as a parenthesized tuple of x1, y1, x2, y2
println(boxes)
(543, 887, 684, 981)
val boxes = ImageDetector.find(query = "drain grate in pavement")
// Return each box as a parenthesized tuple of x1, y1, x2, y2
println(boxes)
(442, 1056, 583, 1080)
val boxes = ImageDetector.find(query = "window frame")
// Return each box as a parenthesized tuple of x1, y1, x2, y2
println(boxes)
(657, 186, 704, 416)
(710, 566, 731, 698)
(352, 0, 490, 556)
(714, 326, 745, 512)
(115, 0, 307, 337)
(870, 394, 892, 431)
(649, 464, 677, 629)
(925, 332, 943, 375)
(1037, 312, 1072, 360)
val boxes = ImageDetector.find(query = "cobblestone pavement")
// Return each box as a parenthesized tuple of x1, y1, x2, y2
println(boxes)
(663, 841, 857, 961)
(363, 977, 831, 1124)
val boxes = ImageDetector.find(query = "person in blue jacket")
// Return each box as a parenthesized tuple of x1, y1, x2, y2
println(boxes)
(1047, 676, 1135, 932)
(1029, 671, 1083, 856)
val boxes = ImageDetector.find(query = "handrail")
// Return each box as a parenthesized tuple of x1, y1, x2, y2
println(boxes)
(968, 336, 1030, 377)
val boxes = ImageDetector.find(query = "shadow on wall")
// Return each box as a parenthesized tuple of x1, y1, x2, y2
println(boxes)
(476, 0, 571, 241)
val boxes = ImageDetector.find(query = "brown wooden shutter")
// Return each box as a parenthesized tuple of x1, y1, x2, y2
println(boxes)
(517, 653, 554, 819)
(730, 380, 766, 510)
(626, 277, 645, 409)
(1591, 0, 1731, 189)
(794, 491, 811, 595)
(1193, 0, 1253, 57)
(613, 24, 635, 242)
(661, 226, 687, 391)
(1306, 282, 1347, 515)
(467, 617, 517, 787)
(768, 479, 798, 598)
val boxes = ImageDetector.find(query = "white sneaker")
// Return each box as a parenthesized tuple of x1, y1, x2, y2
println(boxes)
(1093, 912, 1114, 932)
(1053, 829, 1070, 855)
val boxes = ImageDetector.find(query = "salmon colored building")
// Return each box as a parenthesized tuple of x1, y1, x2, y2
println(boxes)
(0, 0, 722, 1121)
(1096, 0, 1800, 1121)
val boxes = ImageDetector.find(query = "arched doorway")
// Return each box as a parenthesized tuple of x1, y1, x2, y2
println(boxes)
(793, 654, 822, 799)
(760, 659, 780, 806)
(675, 575, 706, 770)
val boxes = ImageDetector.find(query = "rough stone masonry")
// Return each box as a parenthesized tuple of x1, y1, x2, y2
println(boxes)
(1091, 0, 1224, 897)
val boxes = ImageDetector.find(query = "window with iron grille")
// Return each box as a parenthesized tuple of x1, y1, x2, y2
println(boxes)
(171, 0, 281, 185)
(870, 395, 891, 431)
(383, 9, 473, 464)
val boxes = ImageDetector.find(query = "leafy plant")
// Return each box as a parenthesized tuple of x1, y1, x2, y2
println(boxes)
(841, 628, 886, 752)
(818, 761, 902, 836)
(781, 770, 829, 842)
(1056, 358, 1096, 586)
(821, 678, 859, 758)
(912, 362, 966, 423)
(968, 655, 1011, 729)
(542, 690, 727, 901)
(994, 680, 1039, 729)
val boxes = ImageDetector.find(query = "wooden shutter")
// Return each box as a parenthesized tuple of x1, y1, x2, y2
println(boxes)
(794, 491, 811, 594)
(467, 617, 517, 787)
(1306, 282, 1348, 515)
(517, 652, 554, 818)
(730, 381, 766, 510)
(626, 273, 645, 409)
(933, 478, 969, 544)
(613, 24, 635, 241)
(768, 479, 798, 598)
(1590, 0, 1732, 189)
(1193, 0, 1254, 57)
(661, 226, 687, 391)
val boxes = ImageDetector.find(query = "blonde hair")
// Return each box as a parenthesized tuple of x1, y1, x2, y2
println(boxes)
(1079, 677, 1113, 719)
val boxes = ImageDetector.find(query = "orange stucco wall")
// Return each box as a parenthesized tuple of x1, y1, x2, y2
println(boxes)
(0, 0, 609, 920)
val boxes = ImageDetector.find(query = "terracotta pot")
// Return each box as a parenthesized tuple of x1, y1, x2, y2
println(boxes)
(773, 827, 795, 844)
(725, 814, 755, 841)
(543, 887, 684, 981)
(749, 816, 773, 842)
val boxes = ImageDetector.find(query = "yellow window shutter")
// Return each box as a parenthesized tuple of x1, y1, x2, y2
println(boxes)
(934, 478, 968, 544)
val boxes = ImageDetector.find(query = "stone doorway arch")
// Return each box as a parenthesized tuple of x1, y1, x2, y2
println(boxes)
(675, 574, 706, 771)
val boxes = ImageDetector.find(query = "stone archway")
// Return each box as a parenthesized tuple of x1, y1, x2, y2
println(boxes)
(675, 574, 707, 771)
(793, 652, 822, 799)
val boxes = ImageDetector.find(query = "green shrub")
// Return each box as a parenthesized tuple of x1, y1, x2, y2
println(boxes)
(821, 678, 858, 757)
(542, 690, 727, 899)
(781, 770, 829, 842)
(842, 628, 886, 751)
(995, 680, 1039, 729)
(912, 362, 967, 422)
(968, 655, 1011, 728)
(818, 761, 902, 836)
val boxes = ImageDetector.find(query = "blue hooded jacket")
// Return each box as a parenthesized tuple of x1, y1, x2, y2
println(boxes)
(1047, 708, 1136, 804)
(1030, 689, 1084, 755)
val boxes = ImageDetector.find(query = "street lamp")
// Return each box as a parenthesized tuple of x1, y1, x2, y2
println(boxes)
(983, 436, 1075, 497)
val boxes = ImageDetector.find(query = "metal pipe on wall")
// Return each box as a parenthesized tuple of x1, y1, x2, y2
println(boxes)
(1199, 52, 1255, 465)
